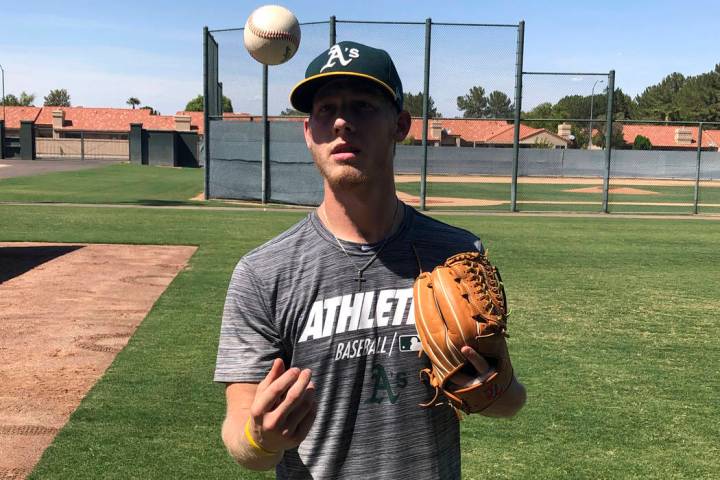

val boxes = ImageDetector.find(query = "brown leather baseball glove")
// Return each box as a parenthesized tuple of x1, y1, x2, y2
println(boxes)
(413, 251, 513, 414)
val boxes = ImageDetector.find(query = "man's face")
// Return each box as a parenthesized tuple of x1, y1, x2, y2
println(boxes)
(303, 78, 410, 189)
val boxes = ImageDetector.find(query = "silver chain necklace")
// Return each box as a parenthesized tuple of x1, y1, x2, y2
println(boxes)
(320, 199, 400, 292)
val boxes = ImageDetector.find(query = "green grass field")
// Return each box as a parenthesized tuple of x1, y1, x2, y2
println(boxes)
(0, 200, 718, 479)
(1, 163, 718, 215)
(0, 163, 205, 206)
(397, 181, 720, 214)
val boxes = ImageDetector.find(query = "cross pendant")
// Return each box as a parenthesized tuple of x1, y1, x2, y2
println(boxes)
(354, 271, 367, 292)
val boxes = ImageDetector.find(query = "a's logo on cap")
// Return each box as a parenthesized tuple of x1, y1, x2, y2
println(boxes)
(320, 44, 360, 73)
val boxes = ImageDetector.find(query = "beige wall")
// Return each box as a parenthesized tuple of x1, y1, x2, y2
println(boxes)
(36, 138, 129, 158)
(521, 132, 568, 148)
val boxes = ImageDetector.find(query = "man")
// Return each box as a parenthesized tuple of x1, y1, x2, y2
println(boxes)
(215, 41, 526, 479)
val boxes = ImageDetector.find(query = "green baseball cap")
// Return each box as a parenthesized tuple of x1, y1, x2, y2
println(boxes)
(289, 41, 404, 113)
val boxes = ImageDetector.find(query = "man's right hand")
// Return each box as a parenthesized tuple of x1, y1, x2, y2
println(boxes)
(221, 359, 317, 470)
(247, 358, 317, 453)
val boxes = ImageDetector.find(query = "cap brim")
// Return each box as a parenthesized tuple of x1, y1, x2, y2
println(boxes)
(289, 71, 398, 114)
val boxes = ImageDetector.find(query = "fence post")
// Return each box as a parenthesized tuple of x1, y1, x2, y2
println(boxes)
(693, 122, 703, 214)
(510, 20, 525, 212)
(129, 123, 143, 164)
(0, 120, 5, 159)
(218, 81, 224, 117)
(261, 65, 270, 204)
(80, 131, 85, 160)
(420, 18, 432, 212)
(20, 120, 36, 160)
(601, 70, 615, 213)
(203, 26, 211, 199)
(329, 16, 336, 46)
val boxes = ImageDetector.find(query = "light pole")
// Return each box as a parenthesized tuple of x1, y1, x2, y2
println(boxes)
(0, 64, 5, 124)
(588, 79, 604, 149)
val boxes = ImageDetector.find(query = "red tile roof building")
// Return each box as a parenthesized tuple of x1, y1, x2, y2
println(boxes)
(1, 106, 203, 135)
(407, 118, 569, 148)
(1, 107, 42, 129)
(3, 106, 717, 151)
(620, 124, 718, 150)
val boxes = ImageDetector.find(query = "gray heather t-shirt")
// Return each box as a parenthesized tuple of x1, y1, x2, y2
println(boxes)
(215, 204, 484, 479)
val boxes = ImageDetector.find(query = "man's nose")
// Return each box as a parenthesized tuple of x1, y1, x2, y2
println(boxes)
(333, 109, 355, 135)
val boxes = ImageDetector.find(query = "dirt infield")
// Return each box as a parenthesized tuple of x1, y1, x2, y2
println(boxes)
(0, 243, 196, 479)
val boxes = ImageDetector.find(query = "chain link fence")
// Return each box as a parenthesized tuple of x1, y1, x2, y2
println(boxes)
(204, 19, 522, 208)
(203, 18, 719, 215)
(514, 71, 612, 212)
(607, 120, 720, 214)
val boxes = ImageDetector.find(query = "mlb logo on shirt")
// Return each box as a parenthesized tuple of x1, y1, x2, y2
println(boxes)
(399, 335, 422, 353)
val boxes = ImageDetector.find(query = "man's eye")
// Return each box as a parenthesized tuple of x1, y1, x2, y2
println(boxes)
(316, 104, 333, 115)
(355, 101, 375, 111)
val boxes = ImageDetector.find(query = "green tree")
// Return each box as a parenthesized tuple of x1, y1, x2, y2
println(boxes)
(635, 72, 685, 121)
(590, 88, 637, 120)
(43, 89, 71, 107)
(633, 135, 652, 150)
(403, 91, 441, 118)
(485, 90, 513, 118)
(2, 94, 19, 106)
(126, 97, 141, 109)
(526, 102, 553, 118)
(612, 89, 637, 119)
(552, 94, 589, 120)
(2, 91, 35, 106)
(674, 66, 720, 122)
(280, 107, 307, 116)
(524, 102, 558, 131)
(530, 137, 555, 149)
(594, 123, 627, 149)
(456, 86, 488, 118)
(185, 94, 234, 113)
(140, 106, 160, 115)
(570, 124, 589, 149)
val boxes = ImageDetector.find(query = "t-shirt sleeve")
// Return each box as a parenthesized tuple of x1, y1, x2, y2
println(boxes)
(214, 259, 284, 383)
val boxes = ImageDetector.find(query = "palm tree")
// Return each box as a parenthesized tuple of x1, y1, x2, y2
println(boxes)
(126, 97, 141, 109)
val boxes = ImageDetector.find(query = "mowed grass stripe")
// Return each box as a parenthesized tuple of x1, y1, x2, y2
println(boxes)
(0, 163, 204, 205)
(397, 181, 720, 208)
(0, 206, 717, 479)
(3, 163, 717, 216)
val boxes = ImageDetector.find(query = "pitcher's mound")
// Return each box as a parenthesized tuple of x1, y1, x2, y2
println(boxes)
(564, 186, 659, 195)
(396, 191, 505, 207)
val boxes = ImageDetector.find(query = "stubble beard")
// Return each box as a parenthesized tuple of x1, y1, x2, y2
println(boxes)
(313, 143, 395, 190)
(317, 162, 370, 189)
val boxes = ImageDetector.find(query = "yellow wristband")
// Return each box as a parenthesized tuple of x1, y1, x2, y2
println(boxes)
(244, 419, 279, 455)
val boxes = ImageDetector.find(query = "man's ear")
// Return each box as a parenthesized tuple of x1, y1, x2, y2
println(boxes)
(303, 118, 313, 149)
(394, 110, 411, 142)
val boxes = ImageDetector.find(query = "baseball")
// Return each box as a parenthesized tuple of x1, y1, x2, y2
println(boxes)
(244, 5, 301, 65)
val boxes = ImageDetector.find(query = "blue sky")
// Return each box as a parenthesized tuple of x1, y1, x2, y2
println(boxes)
(0, 1, 716, 116)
